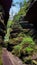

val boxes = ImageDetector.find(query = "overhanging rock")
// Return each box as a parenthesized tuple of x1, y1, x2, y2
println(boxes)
(25, 0, 37, 26)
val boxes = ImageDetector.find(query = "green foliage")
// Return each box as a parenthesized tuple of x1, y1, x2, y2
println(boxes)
(19, 36, 35, 46)
(13, 0, 30, 22)
(12, 45, 22, 56)
(7, 20, 14, 28)
(12, 35, 35, 57)
(4, 20, 14, 42)
(4, 28, 11, 42)
(25, 47, 33, 54)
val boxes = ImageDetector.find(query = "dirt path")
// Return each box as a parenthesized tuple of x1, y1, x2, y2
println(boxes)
(2, 48, 26, 65)
(2, 48, 13, 65)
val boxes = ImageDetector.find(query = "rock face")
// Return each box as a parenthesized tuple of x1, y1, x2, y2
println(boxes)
(0, 0, 12, 43)
(25, 0, 37, 43)
(0, 0, 12, 11)
(25, 0, 37, 28)
(19, 0, 37, 43)
(0, 0, 12, 25)
(0, 7, 5, 43)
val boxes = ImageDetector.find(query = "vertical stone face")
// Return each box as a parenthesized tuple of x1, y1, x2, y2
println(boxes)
(0, 0, 12, 11)
(0, 5, 6, 43)
(25, 0, 37, 24)
(0, 0, 12, 43)
(24, 0, 37, 43)
(0, 0, 12, 25)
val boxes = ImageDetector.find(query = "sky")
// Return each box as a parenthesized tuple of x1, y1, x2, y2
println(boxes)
(9, 0, 28, 20)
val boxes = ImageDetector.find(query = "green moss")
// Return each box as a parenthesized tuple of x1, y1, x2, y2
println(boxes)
(0, 47, 3, 65)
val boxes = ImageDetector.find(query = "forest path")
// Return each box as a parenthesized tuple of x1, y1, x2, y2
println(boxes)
(2, 48, 25, 65)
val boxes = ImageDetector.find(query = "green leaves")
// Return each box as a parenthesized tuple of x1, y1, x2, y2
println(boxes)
(13, 0, 30, 22)
(4, 20, 15, 42)
(12, 35, 35, 56)
(25, 47, 33, 54)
